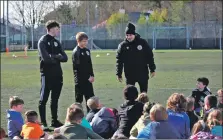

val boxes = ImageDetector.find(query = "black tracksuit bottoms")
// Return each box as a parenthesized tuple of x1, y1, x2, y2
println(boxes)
(75, 81, 94, 112)
(38, 74, 63, 124)
(126, 78, 148, 93)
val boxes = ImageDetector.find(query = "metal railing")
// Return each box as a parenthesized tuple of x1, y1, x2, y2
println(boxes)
(1, 21, 222, 50)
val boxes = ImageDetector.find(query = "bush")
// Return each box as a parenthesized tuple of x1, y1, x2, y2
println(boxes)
(106, 12, 129, 38)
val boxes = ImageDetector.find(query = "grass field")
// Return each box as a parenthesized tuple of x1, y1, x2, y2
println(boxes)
(1, 50, 222, 130)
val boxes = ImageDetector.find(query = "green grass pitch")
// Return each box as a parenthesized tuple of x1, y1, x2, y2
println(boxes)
(1, 50, 222, 130)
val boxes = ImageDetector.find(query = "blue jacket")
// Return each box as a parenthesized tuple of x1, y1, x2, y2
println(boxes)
(90, 107, 117, 138)
(137, 121, 181, 139)
(167, 109, 190, 139)
(86, 109, 100, 122)
(7, 110, 24, 139)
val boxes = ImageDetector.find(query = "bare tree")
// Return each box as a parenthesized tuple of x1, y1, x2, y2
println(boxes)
(43, 1, 87, 25)
(8, 1, 54, 45)
(9, 0, 54, 29)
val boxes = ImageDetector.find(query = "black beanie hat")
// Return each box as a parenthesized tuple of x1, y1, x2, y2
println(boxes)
(123, 85, 138, 101)
(125, 22, 136, 35)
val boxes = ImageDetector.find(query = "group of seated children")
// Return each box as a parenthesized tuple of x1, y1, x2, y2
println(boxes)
(2, 77, 223, 139)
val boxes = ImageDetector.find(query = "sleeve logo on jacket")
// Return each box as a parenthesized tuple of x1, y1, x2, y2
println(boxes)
(86, 51, 90, 56)
(54, 42, 58, 47)
(137, 45, 142, 50)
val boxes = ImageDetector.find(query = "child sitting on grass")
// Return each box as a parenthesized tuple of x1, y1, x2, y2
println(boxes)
(54, 102, 92, 133)
(207, 109, 223, 137)
(202, 95, 218, 122)
(166, 93, 190, 139)
(191, 120, 210, 136)
(207, 109, 222, 124)
(190, 118, 222, 139)
(19, 110, 48, 139)
(130, 101, 154, 138)
(58, 106, 102, 139)
(7, 96, 24, 139)
(86, 96, 102, 122)
(137, 104, 180, 139)
(112, 85, 144, 138)
(186, 97, 199, 130)
(207, 119, 222, 137)
(191, 77, 212, 116)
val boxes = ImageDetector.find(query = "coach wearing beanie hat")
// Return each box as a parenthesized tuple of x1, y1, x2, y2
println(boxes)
(125, 22, 136, 35)
(116, 22, 156, 93)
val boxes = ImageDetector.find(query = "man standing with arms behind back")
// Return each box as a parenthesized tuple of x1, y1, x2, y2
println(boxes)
(38, 20, 68, 130)
(116, 22, 156, 93)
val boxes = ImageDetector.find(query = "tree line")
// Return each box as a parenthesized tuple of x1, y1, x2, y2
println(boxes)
(8, 0, 222, 28)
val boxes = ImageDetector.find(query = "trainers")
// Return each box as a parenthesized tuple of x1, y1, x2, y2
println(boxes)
(50, 120, 63, 128)
(41, 122, 50, 131)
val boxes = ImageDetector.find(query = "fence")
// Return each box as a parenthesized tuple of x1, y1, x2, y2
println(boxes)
(1, 21, 222, 51)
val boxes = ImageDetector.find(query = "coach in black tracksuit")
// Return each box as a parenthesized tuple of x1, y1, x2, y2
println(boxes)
(38, 21, 68, 129)
(116, 23, 156, 93)
(72, 32, 95, 112)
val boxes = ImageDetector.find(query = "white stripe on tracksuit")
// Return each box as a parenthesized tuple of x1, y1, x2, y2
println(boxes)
(40, 76, 45, 101)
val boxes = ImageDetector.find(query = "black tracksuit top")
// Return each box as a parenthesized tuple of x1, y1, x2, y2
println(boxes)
(116, 34, 156, 80)
(191, 87, 212, 109)
(38, 34, 68, 76)
(72, 46, 94, 84)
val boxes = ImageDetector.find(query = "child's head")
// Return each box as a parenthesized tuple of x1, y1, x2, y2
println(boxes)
(207, 119, 221, 130)
(217, 89, 223, 104)
(150, 104, 168, 121)
(207, 109, 222, 125)
(136, 93, 149, 103)
(87, 96, 101, 110)
(9, 96, 24, 112)
(25, 110, 38, 123)
(67, 107, 84, 124)
(48, 133, 67, 139)
(204, 95, 218, 111)
(123, 85, 138, 101)
(186, 97, 195, 111)
(69, 103, 83, 111)
(196, 77, 209, 89)
(191, 120, 210, 135)
(0, 128, 6, 139)
(143, 101, 155, 115)
(76, 32, 88, 48)
(66, 103, 84, 123)
(166, 93, 187, 112)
